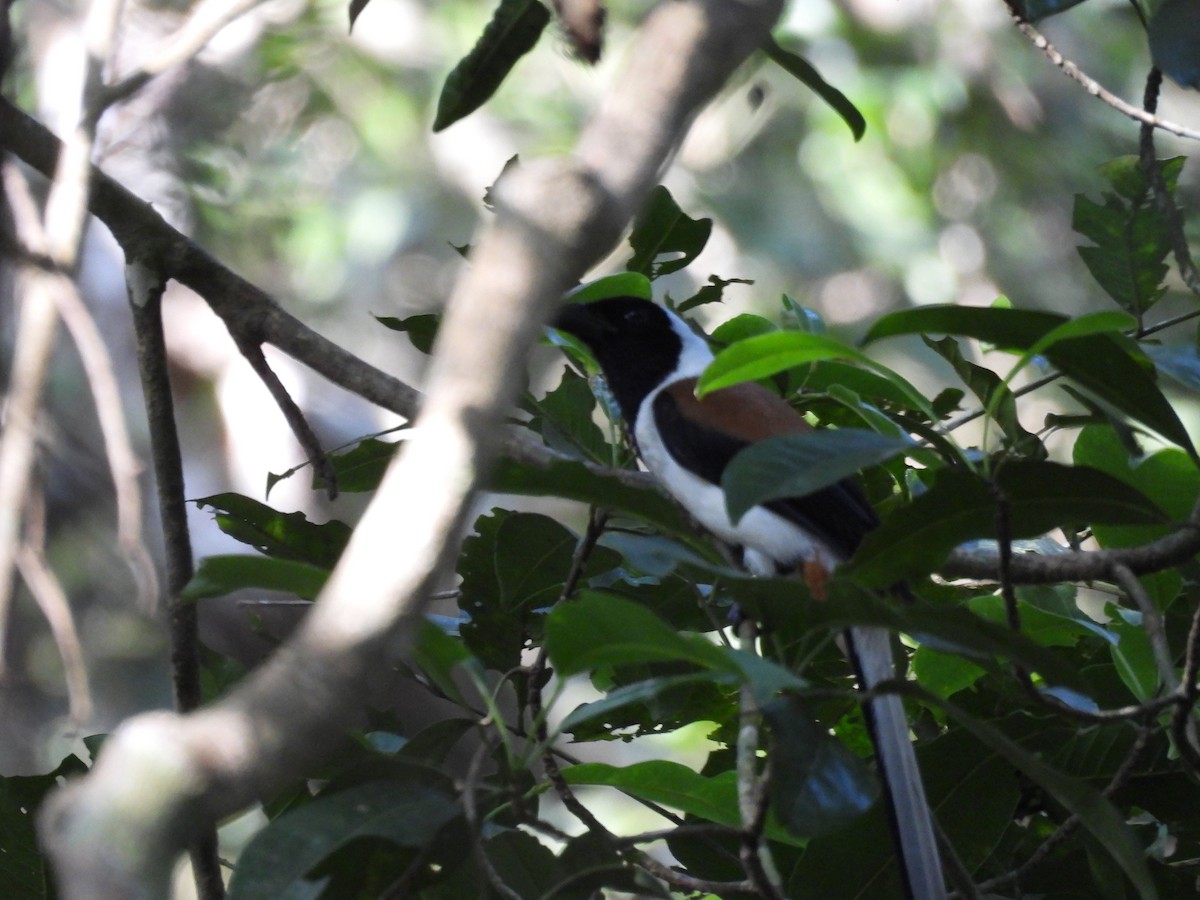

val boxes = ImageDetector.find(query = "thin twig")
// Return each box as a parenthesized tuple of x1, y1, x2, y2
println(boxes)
(99, 0, 267, 109)
(17, 490, 92, 726)
(234, 336, 337, 498)
(1010, 11, 1200, 143)
(126, 261, 225, 898)
(1170, 598, 1200, 773)
(53, 279, 157, 611)
(462, 738, 523, 900)
(735, 617, 784, 900)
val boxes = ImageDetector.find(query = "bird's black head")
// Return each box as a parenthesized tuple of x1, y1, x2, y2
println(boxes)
(553, 297, 707, 423)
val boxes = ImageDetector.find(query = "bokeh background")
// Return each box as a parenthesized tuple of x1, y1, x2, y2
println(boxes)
(2, 0, 1196, 804)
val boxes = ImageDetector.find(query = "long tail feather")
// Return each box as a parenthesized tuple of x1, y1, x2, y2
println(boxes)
(847, 624, 946, 900)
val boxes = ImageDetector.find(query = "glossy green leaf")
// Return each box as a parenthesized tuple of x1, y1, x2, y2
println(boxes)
(194, 494, 350, 568)
(762, 38, 866, 140)
(625, 186, 712, 279)
(228, 781, 459, 899)
(564, 272, 653, 304)
(697, 331, 936, 424)
(545, 591, 735, 677)
(181, 554, 329, 602)
(432, 0, 551, 132)
(911, 646, 986, 698)
(764, 696, 879, 838)
(1073, 424, 1200, 550)
(865, 304, 1194, 456)
(1109, 615, 1158, 703)
(722, 429, 911, 523)
(709, 313, 778, 346)
(844, 461, 1167, 587)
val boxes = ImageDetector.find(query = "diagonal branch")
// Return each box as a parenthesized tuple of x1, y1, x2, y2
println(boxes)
(34, 1, 786, 896)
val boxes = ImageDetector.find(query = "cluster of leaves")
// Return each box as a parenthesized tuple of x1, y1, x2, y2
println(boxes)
(8, 3, 1200, 897)
(33, 146, 1184, 898)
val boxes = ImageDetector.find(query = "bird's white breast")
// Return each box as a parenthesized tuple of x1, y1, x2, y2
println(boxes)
(633, 388, 841, 578)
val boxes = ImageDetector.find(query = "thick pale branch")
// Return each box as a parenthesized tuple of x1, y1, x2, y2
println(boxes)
(35, 0, 785, 895)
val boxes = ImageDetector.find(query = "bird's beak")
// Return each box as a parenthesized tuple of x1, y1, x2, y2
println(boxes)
(550, 302, 613, 347)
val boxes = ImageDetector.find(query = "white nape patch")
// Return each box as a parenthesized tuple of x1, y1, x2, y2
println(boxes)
(633, 319, 842, 574)
(664, 309, 717, 379)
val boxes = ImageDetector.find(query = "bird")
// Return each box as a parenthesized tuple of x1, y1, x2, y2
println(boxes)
(552, 295, 946, 900)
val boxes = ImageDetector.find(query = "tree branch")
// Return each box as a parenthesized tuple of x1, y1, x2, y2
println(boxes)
(34, 0, 785, 895)
(1009, 9, 1200, 143)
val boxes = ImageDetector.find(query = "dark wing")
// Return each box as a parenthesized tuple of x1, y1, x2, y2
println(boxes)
(651, 382, 878, 560)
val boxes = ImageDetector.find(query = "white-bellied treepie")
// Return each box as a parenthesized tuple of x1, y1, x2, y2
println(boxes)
(552, 296, 946, 900)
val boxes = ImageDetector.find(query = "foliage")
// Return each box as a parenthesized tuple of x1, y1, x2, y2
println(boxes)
(129, 150, 1200, 894)
(5, 0, 1200, 898)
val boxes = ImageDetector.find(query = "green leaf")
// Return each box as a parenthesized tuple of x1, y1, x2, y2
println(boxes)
(194, 494, 350, 568)
(697, 331, 938, 425)
(562, 760, 798, 844)
(521, 368, 610, 462)
(459, 510, 617, 672)
(727, 578, 1082, 691)
(432, 0, 551, 132)
(1073, 424, 1200, 550)
(1073, 157, 1179, 316)
(915, 688, 1160, 900)
(625, 186, 713, 279)
(228, 781, 459, 899)
(675, 275, 755, 312)
(0, 754, 89, 899)
(487, 456, 701, 551)
(317, 437, 399, 494)
(1109, 615, 1159, 703)
(865, 304, 1195, 457)
(722, 429, 911, 523)
(764, 696, 879, 838)
(564, 272, 653, 304)
(921, 335, 1041, 452)
(545, 591, 736, 677)
(911, 646, 986, 699)
(181, 554, 329, 602)
(709, 313, 778, 346)
(789, 726, 1019, 896)
(762, 38, 866, 141)
(844, 461, 1167, 587)
(375, 313, 440, 354)
(559, 673, 735, 737)
(411, 618, 481, 706)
